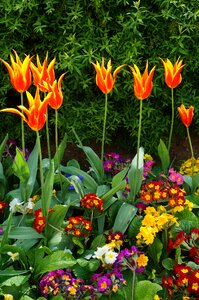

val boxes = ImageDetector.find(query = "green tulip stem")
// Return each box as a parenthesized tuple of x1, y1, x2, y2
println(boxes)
(45, 104, 51, 161)
(36, 131, 44, 207)
(55, 109, 58, 152)
(137, 100, 143, 170)
(168, 88, 174, 152)
(101, 93, 108, 162)
(20, 92, 25, 156)
(186, 126, 195, 176)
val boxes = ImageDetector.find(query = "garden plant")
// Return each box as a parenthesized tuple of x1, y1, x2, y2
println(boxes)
(0, 49, 198, 300)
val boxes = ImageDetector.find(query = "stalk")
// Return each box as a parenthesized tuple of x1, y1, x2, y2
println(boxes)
(101, 93, 108, 162)
(20, 92, 25, 155)
(186, 126, 195, 176)
(168, 88, 174, 152)
(136, 100, 143, 170)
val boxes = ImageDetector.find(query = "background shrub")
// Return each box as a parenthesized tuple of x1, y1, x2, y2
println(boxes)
(0, 0, 199, 155)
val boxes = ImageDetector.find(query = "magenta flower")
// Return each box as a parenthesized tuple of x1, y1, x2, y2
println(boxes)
(97, 276, 111, 292)
(103, 160, 114, 172)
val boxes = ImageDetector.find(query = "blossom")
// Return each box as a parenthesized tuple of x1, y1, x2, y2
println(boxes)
(3, 295, 13, 300)
(0, 200, 8, 214)
(80, 193, 103, 212)
(9, 198, 23, 213)
(92, 57, 125, 94)
(0, 88, 52, 131)
(178, 104, 194, 127)
(65, 216, 92, 237)
(48, 73, 65, 110)
(31, 52, 56, 92)
(7, 251, 19, 261)
(1, 50, 32, 92)
(137, 254, 148, 267)
(129, 61, 156, 100)
(160, 57, 185, 88)
(97, 276, 111, 292)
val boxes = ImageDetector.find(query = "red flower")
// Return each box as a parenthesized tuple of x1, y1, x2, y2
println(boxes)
(80, 193, 103, 212)
(33, 216, 46, 233)
(178, 104, 194, 127)
(160, 57, 185, 89)
(0, 200, 8, 214)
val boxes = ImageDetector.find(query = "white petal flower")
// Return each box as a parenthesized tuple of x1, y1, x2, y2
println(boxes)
(9, 198, 23, 213)
(93, 245, 110, 259)
(7, 251, 19, 261)
(104, 250, 118, 264)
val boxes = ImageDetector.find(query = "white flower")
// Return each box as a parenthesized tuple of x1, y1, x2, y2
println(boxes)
(26, 198, 34, 210)
(7, 251, 19, 261)
(9, 198, 23, 213)
(93, 245, 111, 260)
(104, 250, 118, 264)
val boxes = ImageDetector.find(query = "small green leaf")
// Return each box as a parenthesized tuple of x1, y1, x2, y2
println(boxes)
(158, 139, 170, 173)
(42, 160, 54, 217)
(134, 280, 162, 300)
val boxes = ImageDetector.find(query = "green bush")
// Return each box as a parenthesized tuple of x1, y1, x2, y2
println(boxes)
(0, 0, 198, 154)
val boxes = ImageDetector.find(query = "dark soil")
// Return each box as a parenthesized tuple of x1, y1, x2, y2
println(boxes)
(41, 130, 199, 170)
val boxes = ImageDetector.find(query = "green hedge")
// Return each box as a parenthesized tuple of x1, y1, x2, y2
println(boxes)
(0, 0, 199, 154)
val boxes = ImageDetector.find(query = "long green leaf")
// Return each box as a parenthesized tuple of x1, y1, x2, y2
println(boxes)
(9, 227, 44, 239)
(112, 202, 137, 233)
(53, 133, 67, 170)
(158, 139, 170, 173)
(128, 147, 144, 202)
(42, 160, 54, 217)
(0, 133, 8, 161)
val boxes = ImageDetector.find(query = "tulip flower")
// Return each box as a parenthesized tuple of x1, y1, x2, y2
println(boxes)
(92, 58, 125, 161)
(178, 104, 194, 127)
(160, 57, 185, 89)
(0, 88, 51, 131)
(31, 52, 56, 92)
(92, 57, 125, 94)
(48, 73, 65, 110)
(129, 61, 156, 100)
(1, 50, 32, 93)
(178, 104, 195, 175)
(129, 61, 156, 186)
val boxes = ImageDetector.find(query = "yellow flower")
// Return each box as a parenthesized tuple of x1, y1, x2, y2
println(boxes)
(154, 295, 162, 300)
(144, 153, 153, 161)
(4, 295, 13, 300)
(142, 214, 156, 227)
(137, 254, 148, 267)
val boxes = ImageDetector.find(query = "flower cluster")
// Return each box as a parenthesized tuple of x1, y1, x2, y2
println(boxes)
(65, 216, 92, 237)
(180, 157, 199, 176)
(103, 152, 131, 175)
(80, 193, 103, 213)
(167, 228, 199, 264)
(168, 168, 184, 185)
(33, 208, 53, 233)
(139, 180, 187, 208)
(136, 206, 178, 245)
(106, 230, 124, 248)
(143, 153, 155, 180)
(162, 265, 199, 299)
(40, 269, 95, 299)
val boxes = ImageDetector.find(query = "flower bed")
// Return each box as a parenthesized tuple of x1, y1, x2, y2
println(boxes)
(0, 52, 198, 300)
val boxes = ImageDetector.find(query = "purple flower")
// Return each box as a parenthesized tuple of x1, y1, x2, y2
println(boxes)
(103, 160, 114, 172)
(97, 276, 111, 292)
(0, 228, 3, 235)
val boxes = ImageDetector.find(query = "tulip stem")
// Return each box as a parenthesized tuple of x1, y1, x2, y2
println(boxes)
(36, 131, 44, 209)
(168, 88, 174, 152)
(45, 98, 51, 161)
(137, 100, 143, 169)
(101, 93, 108, 162)
(20, 92, 25, 156)
(186, 126, 195, 176)
(55, 109, 58, 152)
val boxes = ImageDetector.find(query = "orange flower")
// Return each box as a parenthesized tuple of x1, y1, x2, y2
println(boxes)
(92, 57, 125, 94)
(48, 73, 65, 110)
(1, 50, 32, 93)
(160, 57, 185, 88)
(31, 52, 56, 92)
(0, 88, 52, 131)
(129, 61, 156, 100)
(178, 104, 194, 127)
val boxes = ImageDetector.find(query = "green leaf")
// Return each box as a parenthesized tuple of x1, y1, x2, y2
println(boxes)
(148, 237, 163, 264)
(162, 258, 175, 270)
(8, 227, 44, 239)
(42, 160, 54, 217)
(112, 167, 128, 188)
(53, 133, 67, 170)
(134, 280, 162, 300)
(0, 134, 8, 161)
(34, 250, 76, 277)
(61, 165, 98, 192)
(128, 147, 144, 202)
(100, 180, 126, 202)
(1, 274, 30, 286)
(46, 204, 69, 240)
(113, 202, 137, 233)
(13, 148, 30, 184)
(0, 269, 30, 276)
(158, 139, 170, 173)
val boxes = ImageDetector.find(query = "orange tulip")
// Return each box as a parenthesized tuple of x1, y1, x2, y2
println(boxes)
(1, 50, 32, 93)
(0, 88, 51, 131)
(48, 73, 65, 110)
(129, 61, 156, 100)
(31, 52, 56, 92)
(160, 57, 185, 88)
(178, 104, 194, 127)
(92, 57, 125, 94)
